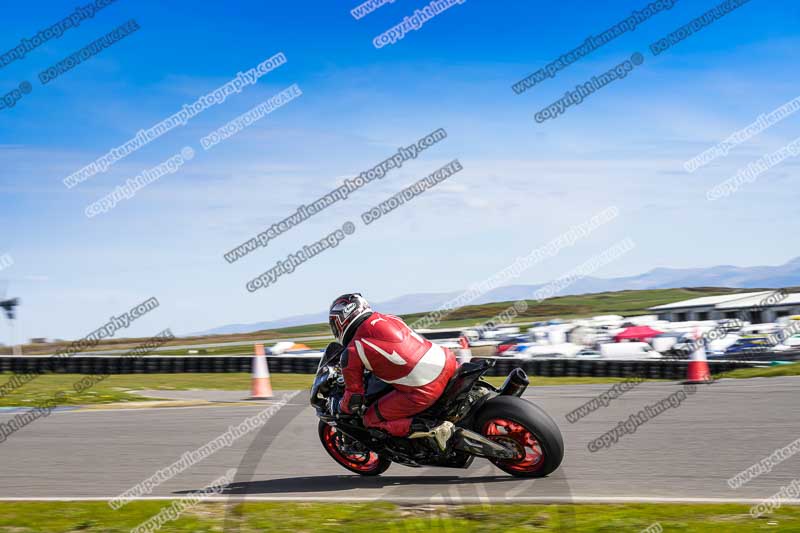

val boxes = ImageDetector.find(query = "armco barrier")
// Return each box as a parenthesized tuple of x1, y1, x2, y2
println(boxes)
(0, 355, 756, 378)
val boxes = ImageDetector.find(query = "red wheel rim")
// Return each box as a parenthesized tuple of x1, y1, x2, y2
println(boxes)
(482, 418, 545, 473)
(322, 425, 380, 472)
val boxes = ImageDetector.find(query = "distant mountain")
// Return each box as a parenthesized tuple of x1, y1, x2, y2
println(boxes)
(191, 257, 800, 336)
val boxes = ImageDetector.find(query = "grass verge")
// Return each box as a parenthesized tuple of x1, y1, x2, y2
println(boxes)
(0, 502, 796, 532)
(717, 361, 800, 379)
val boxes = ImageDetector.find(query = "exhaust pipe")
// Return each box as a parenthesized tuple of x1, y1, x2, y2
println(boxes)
(499, 368, 529, 397)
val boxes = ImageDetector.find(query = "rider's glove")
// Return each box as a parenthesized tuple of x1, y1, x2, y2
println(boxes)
(348, 393, 366, 416)
(340, 392, 366, 417)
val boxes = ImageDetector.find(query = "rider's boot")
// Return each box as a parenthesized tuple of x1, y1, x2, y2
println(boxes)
(408, 420, 455, 451)
(367, 427, 389, 440)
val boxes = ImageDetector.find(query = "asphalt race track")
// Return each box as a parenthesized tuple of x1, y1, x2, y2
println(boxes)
(1, 377, 798, 504)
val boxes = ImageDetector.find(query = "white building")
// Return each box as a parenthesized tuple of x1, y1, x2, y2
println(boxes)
(649, 291, 800, 323)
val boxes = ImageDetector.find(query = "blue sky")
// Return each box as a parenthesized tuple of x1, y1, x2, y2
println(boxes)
(1, 0, 798, 341)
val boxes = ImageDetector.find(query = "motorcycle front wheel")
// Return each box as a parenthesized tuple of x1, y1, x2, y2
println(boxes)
(318, 420, 392, 476)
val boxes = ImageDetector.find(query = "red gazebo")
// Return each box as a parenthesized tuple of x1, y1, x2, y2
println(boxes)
(613, 325, 663, 342)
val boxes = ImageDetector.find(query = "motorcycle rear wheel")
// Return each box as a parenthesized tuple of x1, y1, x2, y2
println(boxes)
(318, 420, 391, 476)
(476, 396, 564, 478)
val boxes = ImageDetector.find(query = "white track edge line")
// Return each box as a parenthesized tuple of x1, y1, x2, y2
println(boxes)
(0, 496, 797, 504)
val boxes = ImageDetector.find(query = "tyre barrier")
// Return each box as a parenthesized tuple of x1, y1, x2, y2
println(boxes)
(474, 358, 754, 379)
(0, 355, 757, 378)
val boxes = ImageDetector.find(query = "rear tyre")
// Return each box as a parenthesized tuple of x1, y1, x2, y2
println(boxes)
(318, 420, 391, 476)
(475, 396, 564, 478)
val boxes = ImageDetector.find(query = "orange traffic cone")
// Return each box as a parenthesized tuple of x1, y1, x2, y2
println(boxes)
(686, 329, 711, 384)
(250, 344, 273, 399)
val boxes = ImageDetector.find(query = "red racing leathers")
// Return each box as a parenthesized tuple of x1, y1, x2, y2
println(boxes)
(340, 312, 458, 436)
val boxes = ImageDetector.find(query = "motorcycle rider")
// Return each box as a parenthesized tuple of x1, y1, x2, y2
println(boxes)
(329, 293, 459, 449)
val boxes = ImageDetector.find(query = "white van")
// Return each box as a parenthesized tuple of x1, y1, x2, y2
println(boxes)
(513, 342, 581, 359)
(740, 323, 778, 336)
(651, 333, 682, 353)
(599, 342, 662, 359)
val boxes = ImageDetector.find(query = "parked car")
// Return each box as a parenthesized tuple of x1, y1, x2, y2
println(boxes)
(775, 334, 800, 351)
(722, 337, 776, 357)
(651, 332, 683, 353)
(494, 334, 534, 356)
(599, 342, 662, 359)
(717, 318, 745, 332)
(666, 333, 701, 359)
(480, 326, 521, 340)
(575, 348, 602, 359)
(706, 334, 741, 357)
(506, 342, 581, 359)
(740, 323, 778, 336)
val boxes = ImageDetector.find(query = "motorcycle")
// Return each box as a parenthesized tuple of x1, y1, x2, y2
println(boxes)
(310, 345, 564, 477)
